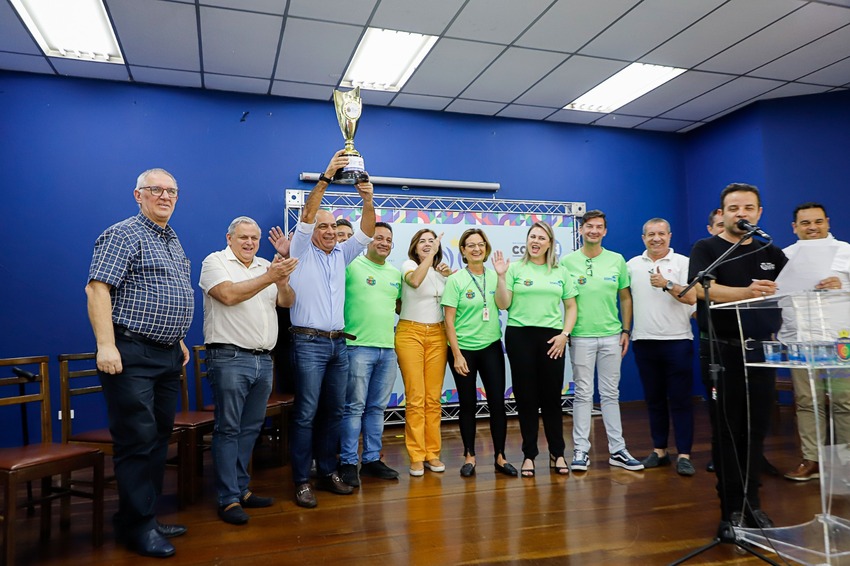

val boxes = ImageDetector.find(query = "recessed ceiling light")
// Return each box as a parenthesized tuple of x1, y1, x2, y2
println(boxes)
(341, 28, 438, 92)
(10, 0, 124, 64)
(566, 62, 686, 114)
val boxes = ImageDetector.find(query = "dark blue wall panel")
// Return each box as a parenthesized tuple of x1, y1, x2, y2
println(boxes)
(3, 69, 848, 446)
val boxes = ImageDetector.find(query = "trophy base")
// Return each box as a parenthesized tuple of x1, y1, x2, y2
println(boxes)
(334, 155, 365, 184)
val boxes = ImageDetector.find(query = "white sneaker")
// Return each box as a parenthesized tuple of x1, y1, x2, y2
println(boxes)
(424, 459, 446, 472)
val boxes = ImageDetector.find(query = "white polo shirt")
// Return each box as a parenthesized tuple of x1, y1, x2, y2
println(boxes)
(200, 246, 279, 350)
(626, 248, 695, 340)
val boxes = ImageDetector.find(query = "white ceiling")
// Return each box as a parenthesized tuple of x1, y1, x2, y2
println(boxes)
(1, 0, 849, 133)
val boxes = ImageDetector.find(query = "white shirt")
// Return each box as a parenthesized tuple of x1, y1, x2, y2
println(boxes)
(199, 246, 279, 350)
(778, 234, 850, 343)
(399, 259, 446, 323)
(626, 248, 695, 340)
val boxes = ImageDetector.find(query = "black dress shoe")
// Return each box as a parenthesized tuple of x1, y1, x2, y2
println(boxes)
(495, 462, 518, 477)
(155, 521, 188, 538)
(241, 491, 274, 508)
(315, 472, 354, 495)
(706, 460, 715, 473)
(295, 483, 317, 509)
(460, 463, 476, 477)
(129, 529, 176, 558)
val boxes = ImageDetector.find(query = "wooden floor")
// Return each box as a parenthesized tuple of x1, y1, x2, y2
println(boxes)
(11, 401, 830, 565)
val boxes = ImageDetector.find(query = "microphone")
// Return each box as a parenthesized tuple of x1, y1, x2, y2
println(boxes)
(736, 219, 771, 240)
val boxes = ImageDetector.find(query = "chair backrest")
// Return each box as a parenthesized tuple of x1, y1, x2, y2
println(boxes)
(0, 356, 52, 444)
(192, 345, 207, 410)
(57, 353, 105, 443)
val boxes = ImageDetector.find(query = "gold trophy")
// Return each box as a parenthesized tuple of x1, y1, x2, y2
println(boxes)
(332, 86, 366, 183)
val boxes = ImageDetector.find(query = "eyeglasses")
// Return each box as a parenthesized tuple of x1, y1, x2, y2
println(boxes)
(139, 185, 179, 198)
(464, 243, 486, 249)
(585, 257, 593, 276)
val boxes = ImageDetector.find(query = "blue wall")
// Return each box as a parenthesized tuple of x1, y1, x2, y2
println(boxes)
(2, 69, 848, 444)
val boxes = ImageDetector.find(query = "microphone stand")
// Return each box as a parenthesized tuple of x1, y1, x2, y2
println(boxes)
(669, 229, 779, 565)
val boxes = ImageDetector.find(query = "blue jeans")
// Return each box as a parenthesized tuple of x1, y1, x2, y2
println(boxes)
(340, 346, 398, 465)
(290, 333, 349, 485)
(207, 347, 273, 507)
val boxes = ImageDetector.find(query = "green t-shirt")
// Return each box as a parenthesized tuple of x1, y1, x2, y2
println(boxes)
(560, 248, 629, 337)
(344, 255, 402, 347)
(505, 261, 577, 329)
(441, 268, 501, 350)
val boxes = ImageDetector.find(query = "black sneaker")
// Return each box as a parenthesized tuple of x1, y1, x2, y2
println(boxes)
(339, 463, 360, 487)
(747, 509, 775, 529)
(728, 511, 746, 528)
(360, 460, 399, 480)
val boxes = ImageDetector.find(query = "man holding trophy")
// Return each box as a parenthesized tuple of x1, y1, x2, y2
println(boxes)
(273, 87, 377, 508)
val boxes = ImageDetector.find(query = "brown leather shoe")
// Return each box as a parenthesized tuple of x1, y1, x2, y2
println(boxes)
(295, 483, 317, 508)
(315, 472, 354, 495)
(784, 459, 819, 481)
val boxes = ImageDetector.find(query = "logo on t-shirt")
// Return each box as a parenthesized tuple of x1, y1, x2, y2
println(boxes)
(366, 276, 376, 286)
(465, 289, 476, 299)
(577, 276, 587, 286)
(522, 279, 534, 286)
(550, 280, 564, 287)
(760, 262, 776, 271)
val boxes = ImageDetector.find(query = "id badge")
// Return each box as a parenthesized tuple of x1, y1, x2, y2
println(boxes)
(482, 307, 490, 321)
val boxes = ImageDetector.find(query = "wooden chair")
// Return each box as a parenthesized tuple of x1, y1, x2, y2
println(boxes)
(171, 368, 216, 503)
(57, 353, 189, 508)
(192, 345, 294, 466)
(0, 356, 104, 566)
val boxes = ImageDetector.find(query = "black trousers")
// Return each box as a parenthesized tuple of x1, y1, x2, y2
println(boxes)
(447, 340, 508, 459)
(99, 333, 182, 537)
(505, 326, 566, 460)
(700, 339, 775, 520)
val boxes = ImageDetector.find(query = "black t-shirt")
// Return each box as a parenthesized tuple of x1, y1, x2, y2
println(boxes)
(688, 235, 788, 339)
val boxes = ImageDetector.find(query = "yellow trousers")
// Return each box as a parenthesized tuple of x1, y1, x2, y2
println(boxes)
(395, 320, 447, 462)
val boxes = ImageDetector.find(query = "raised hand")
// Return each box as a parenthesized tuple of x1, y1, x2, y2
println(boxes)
(491, 250, 510, 276)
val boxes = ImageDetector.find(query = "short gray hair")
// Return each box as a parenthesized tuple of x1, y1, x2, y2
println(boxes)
(135, 168, 177, 190)
(642, 217, 670, 235)
(227, 216, 261, 236)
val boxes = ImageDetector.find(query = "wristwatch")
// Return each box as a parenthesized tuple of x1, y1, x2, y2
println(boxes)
(663, 280, 674, 292)
(318, 173, 334, 184)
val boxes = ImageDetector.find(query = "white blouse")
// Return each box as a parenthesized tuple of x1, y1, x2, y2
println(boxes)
(399, 259, 446, 324)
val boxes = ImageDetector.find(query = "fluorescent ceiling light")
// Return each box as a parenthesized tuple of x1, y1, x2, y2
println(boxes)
(565, 62, 686, 114)
(341, 28, 437, 92)
(10, 0, 124, 64)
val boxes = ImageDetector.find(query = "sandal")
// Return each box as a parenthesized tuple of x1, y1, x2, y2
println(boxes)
(550, 454, 569, 475)
(521, 458, 535, 478)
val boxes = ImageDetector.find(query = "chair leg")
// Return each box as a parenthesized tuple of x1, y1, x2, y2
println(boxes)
(60, 472, 71, 530)
(40, 476, 52, 541)
(4, 476, 17, 566)
(93, 454, 104, 547)
(185, 429, 199, 504)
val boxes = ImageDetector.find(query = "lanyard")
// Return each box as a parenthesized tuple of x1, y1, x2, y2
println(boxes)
(466, 268, 487, 308)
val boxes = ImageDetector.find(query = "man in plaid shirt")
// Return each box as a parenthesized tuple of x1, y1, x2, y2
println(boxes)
(86, 168, 193, 559)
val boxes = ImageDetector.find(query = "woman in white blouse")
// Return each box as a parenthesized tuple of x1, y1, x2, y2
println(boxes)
(396, 228, 452, 476)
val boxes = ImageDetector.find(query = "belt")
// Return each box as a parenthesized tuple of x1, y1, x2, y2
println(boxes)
(206, 343, 271, 355)
(114, 325, 177, 349)
(290, 326, 356, 341)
